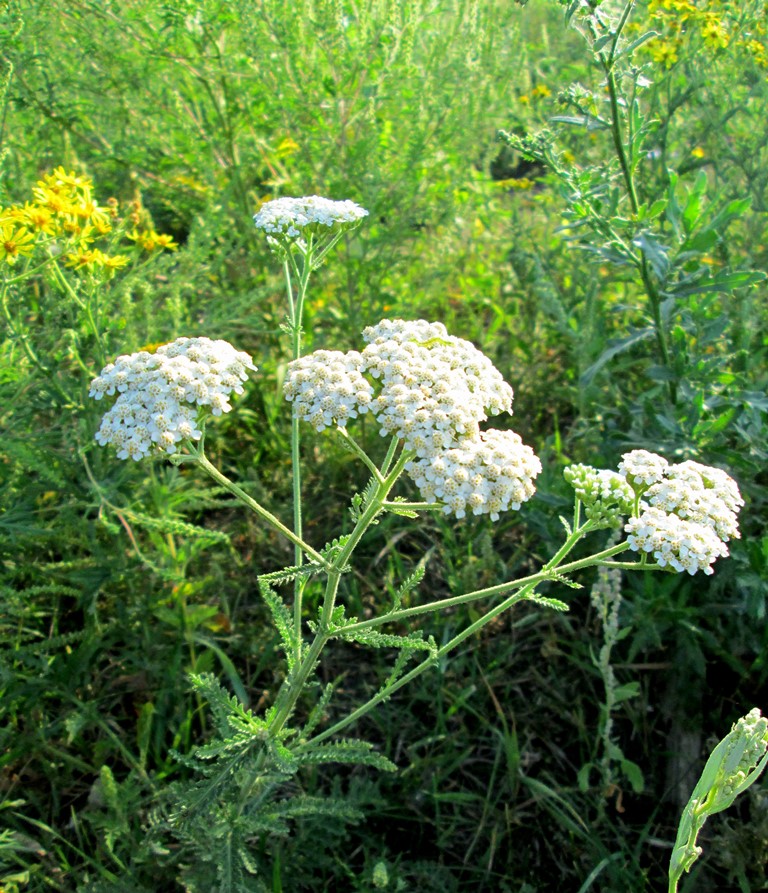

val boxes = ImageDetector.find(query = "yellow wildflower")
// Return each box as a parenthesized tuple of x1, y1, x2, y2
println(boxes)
(153, 233, 178, 250)
(701, 15, 729, 49)
(33, 184, 77, 217)
(65, 248, 102, 270)
(42, 166, 92, 193)
(13, 202, 58, 236)
(532, 84, 551, 99)
(99, 252, 130, 278)
(0, 222, 36, 265)
(61, 220, 97, 247)
(691, 147, 706, 159)
(740, 37, 768, 67)
(129, 229, 177, 251)
(650, 38, 680, 68)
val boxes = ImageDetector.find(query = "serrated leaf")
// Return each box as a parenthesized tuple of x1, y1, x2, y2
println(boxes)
(258, 578, 298, 670)
(394, 561, 427, 609)
(526, 593, 570, 612)
(302, 683, 335, 738)
(298, 739, 397, 772)
(337, 626, 438, 655)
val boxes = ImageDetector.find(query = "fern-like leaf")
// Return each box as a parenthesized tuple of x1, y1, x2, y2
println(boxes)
(336, 626, 438, 656)
(302, 682, 335, 738)
(257, 578, 298, 670)
(393, 561, 427, 609)
(298, 739, 397, 772)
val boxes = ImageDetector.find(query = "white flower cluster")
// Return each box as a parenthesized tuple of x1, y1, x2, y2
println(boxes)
(407, 430, 541, 520)
(284, 350, 373, 432)
(253, 195, 368, 239)
(361, 320, 514, 457)
(643, 460, 743, 542)
(283, 319, 540, 520)
(619, 450, 743, 575)
(90, 337, 256, 460)
(624, 508, 729, 576)
(618, 449, 669, 487)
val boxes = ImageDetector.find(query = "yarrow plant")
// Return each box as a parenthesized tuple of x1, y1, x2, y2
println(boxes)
(87, 196, 753, 888)
(90, 337, 257, 459)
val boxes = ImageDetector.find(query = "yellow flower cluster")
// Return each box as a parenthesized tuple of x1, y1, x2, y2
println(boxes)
(0, 166, 178, 273)
(644, 0, 740, 67)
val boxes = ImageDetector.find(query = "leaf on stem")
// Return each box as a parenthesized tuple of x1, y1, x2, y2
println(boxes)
(336, 624, 438, 656)
(393, 561, 427, 610)
(298, 739, 397, 772)
(258, 578, 299, 671)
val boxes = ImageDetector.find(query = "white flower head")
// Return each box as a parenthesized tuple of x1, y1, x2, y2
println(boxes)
(284, 350, 374, 432)
(284, 319, 540, 520)
(624, 508, 729, 576)
(361, 319, 514, 459)
(253, 195, 368, 240)
(90, 337, 256, 460)
(619, 449, 669, 489)
(646, 459, 744, 542)
(618, 453, 743, 575)
(406, 429, 541, 520)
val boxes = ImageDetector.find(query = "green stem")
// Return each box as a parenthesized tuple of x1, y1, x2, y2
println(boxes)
(302, 583, 541, 749)
(51, 259, 108, 363)
(193, 451, 328, 568)
(301, 537, 634, 747)
(379, 436, 400, 477)
(600, 16, 677, 404)
(267, 446, 411, 735)
(284, 242, 314, 663)
(336, 540, 632, 636)
(337, 427, 384, 481)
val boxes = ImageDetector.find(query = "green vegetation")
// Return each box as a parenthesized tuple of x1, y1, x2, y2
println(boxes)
(2, 1, 767, 890)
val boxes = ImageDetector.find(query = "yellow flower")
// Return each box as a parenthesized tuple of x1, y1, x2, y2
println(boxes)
(154, 233, 178, 250)
(33, 184, 77, 217)
(691, 146, 706, 159)
(65, 248, 102, 270)
(61, 220, 97, 247)
(532, 84, 551, 99)
(0, 222, 36, 265)
(95, 252, 130, 278)
(701, 16, 729, 49)
(650, 38, 680, 68)
(13, 202, 59, 236)
(129, 229, 177, 251)
(42, 166, 92, 193)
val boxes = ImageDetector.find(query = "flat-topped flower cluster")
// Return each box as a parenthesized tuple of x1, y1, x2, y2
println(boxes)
(565, 449, 744, 575)
(284, 319, 541, 520)
(90, 337, 256, 460)
(253, 196, 368, 239)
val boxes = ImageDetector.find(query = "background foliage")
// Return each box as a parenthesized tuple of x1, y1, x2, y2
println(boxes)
(1, 0, 767, 890)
